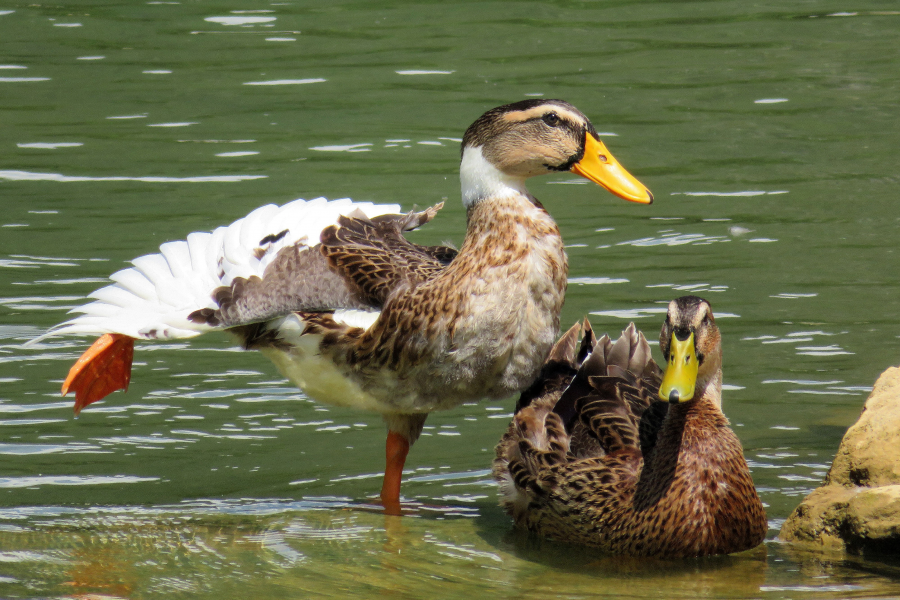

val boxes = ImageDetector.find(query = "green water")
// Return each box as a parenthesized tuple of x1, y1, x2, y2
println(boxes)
(2, 0, 900, 597)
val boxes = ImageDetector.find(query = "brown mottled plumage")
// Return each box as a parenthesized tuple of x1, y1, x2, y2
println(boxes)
(50, 99, 653, 509)
(191, 204, 453, 328)
(305, 193, 568, 404)
(493, 296, 767, 557)
(242, 99, 651, 506)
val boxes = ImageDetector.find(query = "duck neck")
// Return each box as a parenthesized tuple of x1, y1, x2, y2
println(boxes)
(458, 145, 562, 261)
(668, 369, 724, 422)
(457, 188, 563, 270)
(693, 367, 723, 411)
(636, 369, 728, 505)
(655, 368, 728, 458)
(441, 159, 566, 401)
(460, 145, 530, 209)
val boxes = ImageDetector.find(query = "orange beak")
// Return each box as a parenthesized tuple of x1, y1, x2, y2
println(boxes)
(571, 133, 653, 204)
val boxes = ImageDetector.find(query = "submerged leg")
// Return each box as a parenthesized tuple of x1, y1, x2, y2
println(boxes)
(379, 413, 427, 515)
(380, 431, 410, 514)
(62, 334, 135, 414)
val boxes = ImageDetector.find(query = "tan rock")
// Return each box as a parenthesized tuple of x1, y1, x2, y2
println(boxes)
(827, 366, 900, 488)
(780, 366, 900, 554)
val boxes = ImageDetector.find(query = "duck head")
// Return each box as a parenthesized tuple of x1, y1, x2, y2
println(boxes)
(460, 99, 653, 207)
(658, 296, 723, 405)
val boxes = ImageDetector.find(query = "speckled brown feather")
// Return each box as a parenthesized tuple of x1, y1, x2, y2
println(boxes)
(319, 204, 453, 307)
(304, 193, 567, 413)
(196, 101, 608, 435)
(189, 205, 454, 328)
(189, 243, 367, 328)
(493, 303, 767, 558)
(515, 320, 582, 413)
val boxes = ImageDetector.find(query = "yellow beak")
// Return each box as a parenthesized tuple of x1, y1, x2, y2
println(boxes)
(571, 133, 653, 204)
(659, 332, 698, 404)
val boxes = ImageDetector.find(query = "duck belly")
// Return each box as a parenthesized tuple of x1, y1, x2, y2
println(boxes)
(259, 335, 386, 413)
(257, 290, 561, 416)
(257, 315, 453, 415)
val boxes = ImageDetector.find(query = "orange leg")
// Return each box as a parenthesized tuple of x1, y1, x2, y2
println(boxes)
(380, 431, 410, 515)
(61, 334, 135, 415)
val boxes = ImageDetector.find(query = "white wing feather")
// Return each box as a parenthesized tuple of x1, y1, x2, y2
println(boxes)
(30, 197, 402, 344)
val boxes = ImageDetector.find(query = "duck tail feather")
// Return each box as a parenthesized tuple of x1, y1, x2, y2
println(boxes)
(576, 317, 595, 366)
(547, 320, 582, 366)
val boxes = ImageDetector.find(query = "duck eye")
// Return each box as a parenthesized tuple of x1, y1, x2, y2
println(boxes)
(542, 112, 560, 127)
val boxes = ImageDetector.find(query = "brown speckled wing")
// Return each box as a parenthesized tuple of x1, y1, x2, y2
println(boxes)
(190, 242, 369, 328)
(320, 204, 455, 306)
(576, 380, 643, 455)
(515, 321, 583, 413)
(188, 204, 454, 329)
(513, 411, 570, 492)
(553, 322, 663, 456)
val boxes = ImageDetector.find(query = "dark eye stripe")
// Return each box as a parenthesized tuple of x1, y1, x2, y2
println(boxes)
(522, 114, 578, 133)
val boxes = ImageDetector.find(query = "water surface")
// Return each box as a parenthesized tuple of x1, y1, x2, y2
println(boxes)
(1, 1, 899, 597)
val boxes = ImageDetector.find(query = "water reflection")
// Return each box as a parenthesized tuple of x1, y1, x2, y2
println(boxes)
(205, 17, 277, 26)
(616, 231, 731, 246)
(17, 142, 83, 149)
(395, 70, 455, 75)
(672, 190, 789, 197)
(0, 475, 158, 488)
(744, 331, 855, 358)
(2, 500, 898, 599)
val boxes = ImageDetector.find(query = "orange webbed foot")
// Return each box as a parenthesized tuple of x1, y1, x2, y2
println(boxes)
(61, 334, 135, 414)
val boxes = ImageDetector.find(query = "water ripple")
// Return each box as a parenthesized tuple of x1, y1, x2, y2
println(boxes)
(0, 442, 101, 455)
(569, 277, 629, 285)
(17, 142, 83, 149)
(205, 16, 277, 26)
(0, 475, 159, 488)
(615, 232, 730, 247)
(671, 190, 789, 197)
(396, 70, 454, 75)
(0, 170, 267, 183)
(244, 78, 326, 86)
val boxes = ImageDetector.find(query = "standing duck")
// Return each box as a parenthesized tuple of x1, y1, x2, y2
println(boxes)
(37, 99, 653, 510)
(493, 296, 767, 556)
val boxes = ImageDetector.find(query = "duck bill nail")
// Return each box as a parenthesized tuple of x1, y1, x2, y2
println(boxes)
(659, 333, 698, 403)
(571, 134, 653, 205)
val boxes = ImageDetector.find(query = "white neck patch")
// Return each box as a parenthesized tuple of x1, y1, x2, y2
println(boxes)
(459, 146, 528, 208)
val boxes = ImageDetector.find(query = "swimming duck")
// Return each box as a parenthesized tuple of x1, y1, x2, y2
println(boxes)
(39, 99, 653, 510)
(493, 296, 767, 557)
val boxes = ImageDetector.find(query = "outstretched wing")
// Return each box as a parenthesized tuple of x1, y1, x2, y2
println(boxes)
(189, 203, 454, 329)
(29, 197, 409, 343)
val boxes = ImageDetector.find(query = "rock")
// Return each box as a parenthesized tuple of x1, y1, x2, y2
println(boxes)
(780, 366, 900, 554)
(827, 367, 900, 488)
